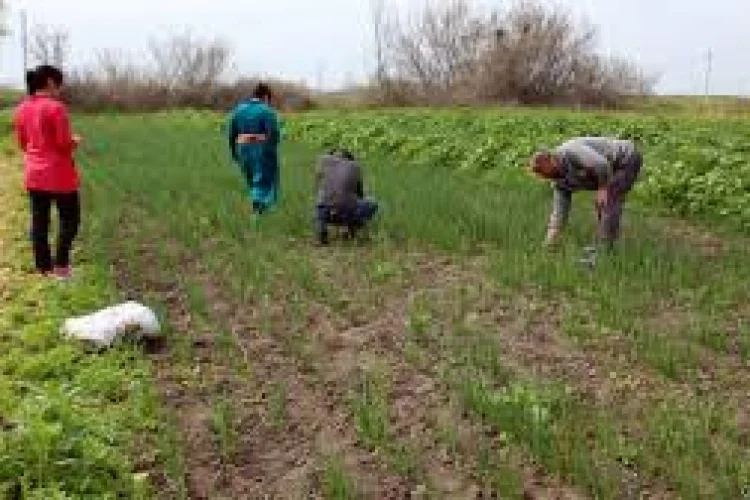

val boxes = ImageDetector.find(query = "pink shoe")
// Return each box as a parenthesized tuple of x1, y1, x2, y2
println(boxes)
(53, 266, 72, 280)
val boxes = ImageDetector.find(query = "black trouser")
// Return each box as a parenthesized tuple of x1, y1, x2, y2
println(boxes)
(28, 190, 81, 272)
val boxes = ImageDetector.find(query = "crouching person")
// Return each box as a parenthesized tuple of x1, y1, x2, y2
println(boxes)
(315, 150, 378, 245)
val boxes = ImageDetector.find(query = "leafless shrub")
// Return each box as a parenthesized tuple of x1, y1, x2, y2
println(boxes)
(484, 1, 597, 104)
(369, 0, 396, 104)
(64, 49, 164, 111)
(0, 1, 9, 39)
(386, 0, 490, 104)
(63, 31, 314, 112)
(367, 0, 657, 108)
(28, 24, 70, 68)
(147, 30, 231, 102)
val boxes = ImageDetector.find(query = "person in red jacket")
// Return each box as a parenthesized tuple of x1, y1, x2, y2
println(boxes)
(13, 65, 82, 279)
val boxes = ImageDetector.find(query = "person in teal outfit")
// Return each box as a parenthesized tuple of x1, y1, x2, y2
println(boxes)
(227, 83, 281, 217)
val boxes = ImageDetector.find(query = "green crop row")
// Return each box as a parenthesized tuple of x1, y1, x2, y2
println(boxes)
(284, 109, 750, 230)
(5, 106, 748, 229)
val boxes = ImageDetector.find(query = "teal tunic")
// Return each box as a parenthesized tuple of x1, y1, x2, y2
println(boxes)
(227, 99, 281, 212)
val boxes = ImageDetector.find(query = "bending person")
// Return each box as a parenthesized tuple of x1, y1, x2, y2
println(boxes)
(227, 83, 281, 221)
(530, 137, 642, 249)
(315, 150, 378, 245)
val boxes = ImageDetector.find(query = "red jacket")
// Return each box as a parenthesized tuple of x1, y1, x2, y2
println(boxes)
(14, 94, 79, 193)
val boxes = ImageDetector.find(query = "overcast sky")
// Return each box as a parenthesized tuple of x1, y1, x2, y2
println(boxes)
(1, 0, 748, 95)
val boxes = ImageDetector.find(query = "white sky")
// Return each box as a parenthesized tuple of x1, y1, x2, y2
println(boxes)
(1, 0, 748, 95)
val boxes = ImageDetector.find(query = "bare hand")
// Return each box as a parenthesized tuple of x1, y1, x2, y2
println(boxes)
(72, 134, 83, 145)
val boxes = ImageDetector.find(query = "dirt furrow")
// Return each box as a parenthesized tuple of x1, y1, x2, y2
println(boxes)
(196, 272, 416, 498)
(417, 279, 748, 498)
(191, 245, 584, 498)
(295, 254, 588, 498)
(114, 231, 418, 497)
(345, 299, 586, 499)
(113, 245, 230, 498)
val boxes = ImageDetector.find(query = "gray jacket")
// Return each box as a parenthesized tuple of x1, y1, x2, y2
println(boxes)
(316, 154, 364, 212)
(549, 137, 637, 230)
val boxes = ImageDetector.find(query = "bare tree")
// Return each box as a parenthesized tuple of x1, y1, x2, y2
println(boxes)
(370, 0, 389, 86)
(29, 24, 70, 68)
(368, 0, 655, 107)
(63, 30, 314, 112)
(92, 48, 146, 84)
(148, 29, 231, 92)
(490, 2, 603, 103)
(387, 0, 491, 103)
(0, 1, 9, 39)
(491, 2, 656, 104)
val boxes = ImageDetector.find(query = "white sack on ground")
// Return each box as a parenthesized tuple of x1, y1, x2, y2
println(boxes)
(61, 301, 161, 348)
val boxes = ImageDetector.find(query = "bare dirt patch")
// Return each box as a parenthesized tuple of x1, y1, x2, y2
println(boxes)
(113, 227, 419, 498)
(647, 217, 738, 258)
(415, 275, 750, 498)
(195, 271, 417, 498)
(112, 242, 225, 498)
(306, 253, 588, 498)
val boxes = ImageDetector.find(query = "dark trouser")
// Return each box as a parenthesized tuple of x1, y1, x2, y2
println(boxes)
(29, 190, 81, 273)
(316, 198, 379, 244)
(597, 151, 642, 246)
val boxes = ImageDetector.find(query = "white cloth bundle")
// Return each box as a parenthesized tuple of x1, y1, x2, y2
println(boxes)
(61, 301, 161, 348)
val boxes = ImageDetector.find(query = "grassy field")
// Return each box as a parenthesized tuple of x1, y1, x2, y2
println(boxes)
(0, 133, 161, 498)
(1, 107, 749, 498)
(285, 108, 750, 230)
(625, 95, 750, 117)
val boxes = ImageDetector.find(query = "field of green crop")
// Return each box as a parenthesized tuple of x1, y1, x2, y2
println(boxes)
(286, 109, 750, 230)
(1, 107, 749, 499)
